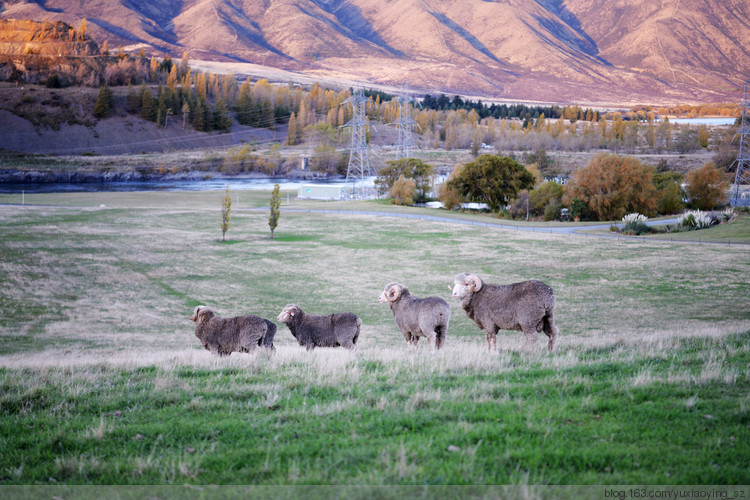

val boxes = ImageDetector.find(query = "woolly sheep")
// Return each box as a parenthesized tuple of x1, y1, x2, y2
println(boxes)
(191, 305, 276, 356)
(452, 273, 558, 351)
(378, 282, 450, 350)
(277, 304, 361, 351)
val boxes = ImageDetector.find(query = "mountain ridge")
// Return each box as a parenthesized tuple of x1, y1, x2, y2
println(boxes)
(1, 0, 746, 104)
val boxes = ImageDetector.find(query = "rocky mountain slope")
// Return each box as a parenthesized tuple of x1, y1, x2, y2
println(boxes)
(1, 0, 747, 104)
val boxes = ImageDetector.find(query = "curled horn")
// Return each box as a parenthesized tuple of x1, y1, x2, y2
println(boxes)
(385, 283, 402, 302)
(467, 273, 483, 292)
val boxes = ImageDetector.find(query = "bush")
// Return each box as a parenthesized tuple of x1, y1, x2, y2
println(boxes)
(621, 213, 649, 235)
(677, 210, 716, 230)
(685, 163, 729, 210)
(562, 153, 657, 221)
(544, 199, 562, 221)
(391, 175, 416, 206)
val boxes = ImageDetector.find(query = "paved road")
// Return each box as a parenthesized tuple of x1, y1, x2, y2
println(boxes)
(269, 207, 679, 236)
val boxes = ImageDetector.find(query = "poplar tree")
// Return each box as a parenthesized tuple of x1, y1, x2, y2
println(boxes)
(220, 185, 231, 241)
(268, 183, 281, 238)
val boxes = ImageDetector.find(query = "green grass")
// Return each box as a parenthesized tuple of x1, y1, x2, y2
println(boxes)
(0, 191, 749, 486)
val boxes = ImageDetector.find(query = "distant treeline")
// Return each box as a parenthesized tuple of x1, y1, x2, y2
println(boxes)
(420, 94, 601, 123)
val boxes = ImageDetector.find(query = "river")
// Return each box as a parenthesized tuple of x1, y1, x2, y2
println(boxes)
(0, 176, 376, 194)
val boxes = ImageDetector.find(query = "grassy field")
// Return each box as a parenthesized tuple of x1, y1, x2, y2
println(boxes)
(0, 190, 749, 488)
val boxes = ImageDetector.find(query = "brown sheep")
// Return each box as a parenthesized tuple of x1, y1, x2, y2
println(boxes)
(191, 305, 276, 356)
(378, 282, 450, 350)
(452, 273, 558, 351)
(276, 304, 361, 351)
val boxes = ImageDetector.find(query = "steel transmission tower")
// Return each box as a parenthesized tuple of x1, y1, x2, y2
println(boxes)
(394, 83, 416, 159)
(731, 84, 750, 206)
(343, 86, 372, 197)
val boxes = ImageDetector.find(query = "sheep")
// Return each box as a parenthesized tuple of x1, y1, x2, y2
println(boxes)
(452, 272, 558, 352)
(276, 304, 361, 351)
(378, 282, 450, 350)
(191, 305, 276, 356)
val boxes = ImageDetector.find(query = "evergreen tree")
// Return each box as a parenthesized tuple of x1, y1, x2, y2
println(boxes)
(213, 98, 233, 131)
(192, 99, 205, 131)
(268, 183, 281, 238)
(126, 84, 141, 114)
(93, 85, 113, 119)
(140, 87, 157, 122)
(156, 87, 168, 127)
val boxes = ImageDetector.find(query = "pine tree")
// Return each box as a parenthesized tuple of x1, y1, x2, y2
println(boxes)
(126, 84, 141, 114)
(192, 99, 205, 131)
(220, 185, 231, 241)
(94, 85, 113, 119)
(269, 183, 281, 238)
(213, 98, 233, 131)
(140, 87, 157, 122)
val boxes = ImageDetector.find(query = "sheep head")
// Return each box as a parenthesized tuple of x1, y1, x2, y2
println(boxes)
(452, 273, 483, 299)
(277, 304, 301, 324)
(379, 282, 405, 303)
(191, 305, 215, 323)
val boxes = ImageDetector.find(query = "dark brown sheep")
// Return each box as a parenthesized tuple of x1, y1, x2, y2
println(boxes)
(191, 305, 276, 356)
(276, 304, 361, 351)
(379, 282, 450, 350)
(452, 273, 558, 351)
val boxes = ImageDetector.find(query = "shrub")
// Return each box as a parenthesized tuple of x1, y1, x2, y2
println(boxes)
(677, 210, 716, 230)
(684, 163, 729, 210)
(562, 153, 657, 221)
(621, 213, 649, 235)
(391, 175, 416, 206)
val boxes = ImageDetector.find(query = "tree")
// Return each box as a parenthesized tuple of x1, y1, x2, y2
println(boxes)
(653, 172, 685, 214)
(126, 84, 141, 114)
(287, 112, 298, 145)
(269, 183, 281, 238)
(212, 98, 233, 131)
(685, 162, 729, 210)
(374, 158, 434, 202)
(220, 185, 231, 241)
(528, 181, 564, 217)
(93, 85, 113, 119)
(447, 155, 535, 212)
(140, 87, 156, 122)
(391, 175, 417, 205)
(562, 153, 657, 220)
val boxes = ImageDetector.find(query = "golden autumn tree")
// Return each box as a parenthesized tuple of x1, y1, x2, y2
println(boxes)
(685, 162, 729, 210)
(562, 153, 657, 221)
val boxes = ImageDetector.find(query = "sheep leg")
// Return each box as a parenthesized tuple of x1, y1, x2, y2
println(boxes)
(543, 313, 559, 351)
(485, 329, 498, 352)
(521, 325, 540, 350)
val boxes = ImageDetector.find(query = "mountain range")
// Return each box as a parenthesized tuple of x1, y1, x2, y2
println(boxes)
(1, 0, 748, 104)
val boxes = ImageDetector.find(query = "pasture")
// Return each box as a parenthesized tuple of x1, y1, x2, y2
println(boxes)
(0, 190, 748, 489)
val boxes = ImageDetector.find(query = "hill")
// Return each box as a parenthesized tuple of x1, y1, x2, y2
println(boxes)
(0, 0, 747, 104)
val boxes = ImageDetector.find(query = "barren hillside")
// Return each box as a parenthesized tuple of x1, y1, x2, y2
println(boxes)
(0, 0, 747, 104)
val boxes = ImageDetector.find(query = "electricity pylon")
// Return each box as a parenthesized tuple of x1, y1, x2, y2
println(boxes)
(731, 84, 750, 206)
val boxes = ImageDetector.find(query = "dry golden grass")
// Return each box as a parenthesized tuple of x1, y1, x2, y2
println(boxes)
(1, 192, 748, 372)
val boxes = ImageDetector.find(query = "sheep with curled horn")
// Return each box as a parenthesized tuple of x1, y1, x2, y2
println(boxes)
(191, 305, 277, 356)
(277, 304, 361, 351)
(379, 282, 450, 350)
(452, 273, 558, 352)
